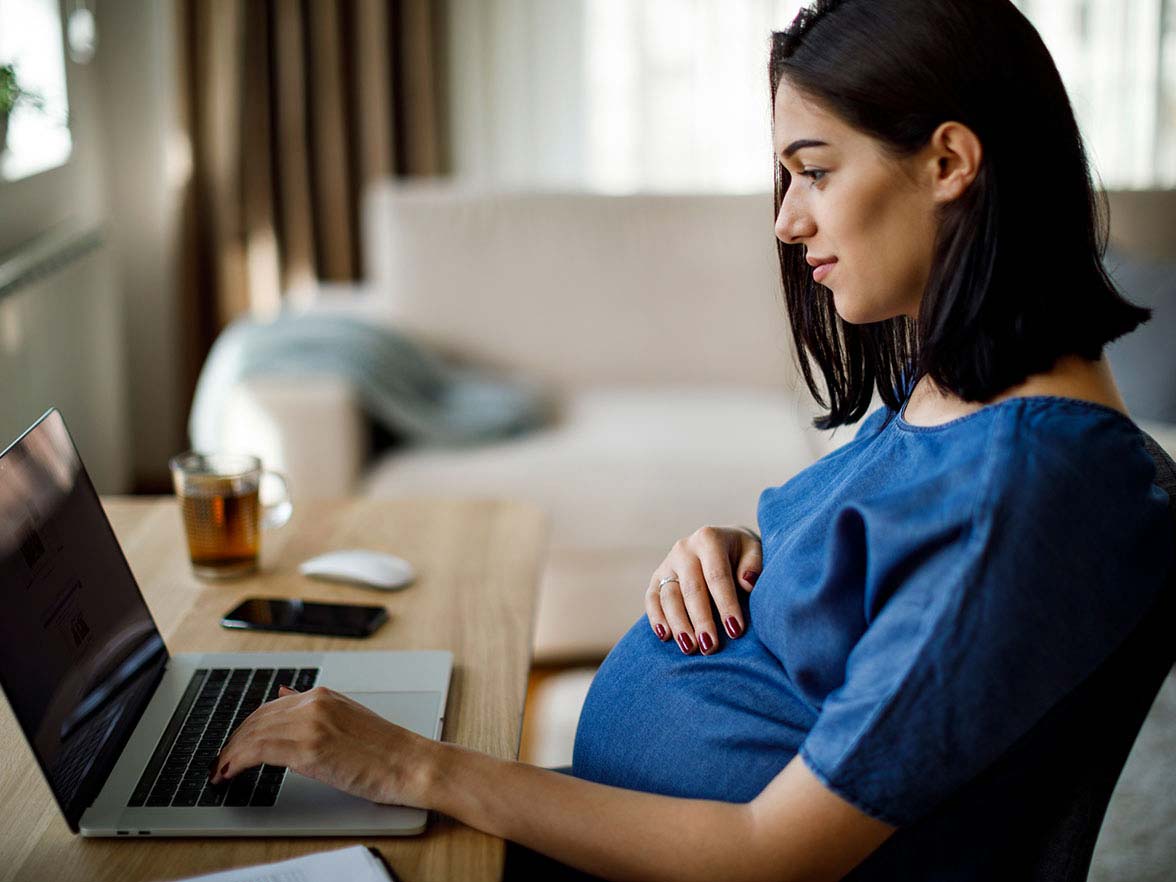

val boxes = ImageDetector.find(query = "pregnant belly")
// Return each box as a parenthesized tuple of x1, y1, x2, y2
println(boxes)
(571, 616, 818, 802)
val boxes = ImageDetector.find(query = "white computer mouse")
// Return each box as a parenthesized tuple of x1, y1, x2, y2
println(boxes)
(299, 549, 416, 591)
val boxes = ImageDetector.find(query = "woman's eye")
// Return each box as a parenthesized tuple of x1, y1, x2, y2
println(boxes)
(801, 168, 827, 184)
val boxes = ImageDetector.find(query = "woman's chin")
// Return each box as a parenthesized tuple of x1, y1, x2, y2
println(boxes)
(830, 289, 868, 325)
(831, 290, 902, 325)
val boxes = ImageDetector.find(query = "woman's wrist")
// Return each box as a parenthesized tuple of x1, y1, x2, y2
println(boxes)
(387, 732, 455, 810)
(420, 740, 504, 835)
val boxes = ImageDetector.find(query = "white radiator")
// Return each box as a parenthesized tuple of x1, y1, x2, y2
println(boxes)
(0, 224, 131, 493)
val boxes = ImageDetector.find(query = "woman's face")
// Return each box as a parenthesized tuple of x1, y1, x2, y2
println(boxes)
(772, 80, 941, 325)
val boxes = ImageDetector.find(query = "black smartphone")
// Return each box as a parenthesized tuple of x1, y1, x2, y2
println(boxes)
(221, 597, 388, 638)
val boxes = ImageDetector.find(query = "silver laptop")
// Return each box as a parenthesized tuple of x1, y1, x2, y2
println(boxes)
(0, 408, 452, 837)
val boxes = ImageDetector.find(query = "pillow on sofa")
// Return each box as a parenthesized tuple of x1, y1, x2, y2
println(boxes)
(1103, 247, 1176, 425)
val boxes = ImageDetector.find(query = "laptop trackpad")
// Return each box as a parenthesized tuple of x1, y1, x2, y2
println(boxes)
(276, 691, 442, 812)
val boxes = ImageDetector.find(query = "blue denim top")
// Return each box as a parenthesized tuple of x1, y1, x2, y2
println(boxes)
(572, 393, 1172, 872)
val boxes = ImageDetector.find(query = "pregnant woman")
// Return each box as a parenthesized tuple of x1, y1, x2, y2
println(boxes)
(212, 1, 1174, 879)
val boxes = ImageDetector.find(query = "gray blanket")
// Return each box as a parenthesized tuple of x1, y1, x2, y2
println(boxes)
(189, 313, 550, 450)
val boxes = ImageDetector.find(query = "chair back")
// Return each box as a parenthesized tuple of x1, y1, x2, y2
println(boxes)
(1028, 431, 1176, 880)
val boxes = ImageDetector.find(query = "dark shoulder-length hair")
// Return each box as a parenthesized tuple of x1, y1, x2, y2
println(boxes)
(770, 0, 1151, 430)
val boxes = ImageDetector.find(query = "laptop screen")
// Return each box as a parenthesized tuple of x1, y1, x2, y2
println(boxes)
(0, 409, 166, 830)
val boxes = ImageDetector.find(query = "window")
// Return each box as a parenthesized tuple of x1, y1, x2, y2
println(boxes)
(450, 0, 1175, 192)
(584, 0, 805, 192)
(0, 0, 73, 182)
(1014, 0, 1176, 188)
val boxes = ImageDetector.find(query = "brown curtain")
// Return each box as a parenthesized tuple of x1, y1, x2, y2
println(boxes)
(177, 0, 447, 397)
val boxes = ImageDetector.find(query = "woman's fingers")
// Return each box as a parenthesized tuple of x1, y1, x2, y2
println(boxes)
(648, 526, 765, 654)
(657, 571, 697, 654)
(645, 574, 672, 641)
(675, 554, 719, 655)
(209, 686, 301, 780)
(209, 695, 283, 767)
(735, 530, 763, 593)
(213, 711, 302, 782)
(214, 733, 301, 782)
(696, 541, 744, 641)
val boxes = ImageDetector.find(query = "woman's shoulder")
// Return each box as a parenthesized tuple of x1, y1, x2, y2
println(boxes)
(842, 390, 1146, 475)
(856, 394, 1163, 540)
(768, 382, 1166, 523)
(863, 398, 1170, 623)
(988, 395, 1154, 480)
(972, 397, 1169, 553)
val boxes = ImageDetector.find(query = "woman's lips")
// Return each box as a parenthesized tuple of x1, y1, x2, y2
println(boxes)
(813, 260, 837, 283)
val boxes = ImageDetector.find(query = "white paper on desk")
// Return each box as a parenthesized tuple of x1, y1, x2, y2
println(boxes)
(171, 845, 393, 882)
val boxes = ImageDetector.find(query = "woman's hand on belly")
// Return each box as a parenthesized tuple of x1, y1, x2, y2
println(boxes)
(647, 525, 761, 655)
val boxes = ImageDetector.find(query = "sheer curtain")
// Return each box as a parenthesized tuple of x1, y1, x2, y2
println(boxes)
(1015, 0, 1176, 189)
(448, 0, 1176, 192)
(447, 0, 804, 192)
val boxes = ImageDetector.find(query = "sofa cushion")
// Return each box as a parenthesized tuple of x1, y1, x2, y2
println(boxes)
(362, 384, 847, 661)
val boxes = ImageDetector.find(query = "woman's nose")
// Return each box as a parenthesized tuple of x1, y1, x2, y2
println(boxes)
(775, 198, 814, 245)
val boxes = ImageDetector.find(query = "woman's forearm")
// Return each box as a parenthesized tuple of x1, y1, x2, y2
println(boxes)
(423, 741, 760, 882)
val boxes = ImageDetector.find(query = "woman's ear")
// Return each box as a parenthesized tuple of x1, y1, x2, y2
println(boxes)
(924, 121, 983, 204)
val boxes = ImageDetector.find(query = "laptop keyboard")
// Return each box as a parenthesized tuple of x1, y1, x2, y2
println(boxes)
(127, 666, 319, 809)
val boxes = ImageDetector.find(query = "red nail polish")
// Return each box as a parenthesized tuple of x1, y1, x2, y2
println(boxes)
(743, 570, 759, 586)
(699, 632, 714, 653)
(655, 624, 667, 639)
(726, 616, 743, 639)
(220, 762, 230, 778)
(678, 632, 694, 653)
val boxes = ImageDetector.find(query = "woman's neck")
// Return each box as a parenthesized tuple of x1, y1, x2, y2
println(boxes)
(903, 354, 1130, 428)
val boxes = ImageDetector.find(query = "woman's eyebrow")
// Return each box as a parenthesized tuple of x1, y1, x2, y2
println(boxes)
(779, 139, 830, 161)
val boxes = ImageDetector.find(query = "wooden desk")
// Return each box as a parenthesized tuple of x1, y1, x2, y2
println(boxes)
(0, 497, 547, 882)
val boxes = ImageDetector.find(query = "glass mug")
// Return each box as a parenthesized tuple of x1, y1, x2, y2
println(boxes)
(169, 452, 292, 579)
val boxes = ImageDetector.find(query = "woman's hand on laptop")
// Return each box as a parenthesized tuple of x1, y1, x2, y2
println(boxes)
(210, 685, 435, 806)
(646, 525, 761, 656)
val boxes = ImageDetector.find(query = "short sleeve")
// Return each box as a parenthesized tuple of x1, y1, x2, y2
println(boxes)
(798, 405, 1173, 827)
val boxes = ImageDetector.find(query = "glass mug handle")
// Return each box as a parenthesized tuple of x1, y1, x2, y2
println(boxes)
(259, 470, 293, 529)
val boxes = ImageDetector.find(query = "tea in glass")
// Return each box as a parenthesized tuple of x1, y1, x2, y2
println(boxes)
(169, 452, 291, 578)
